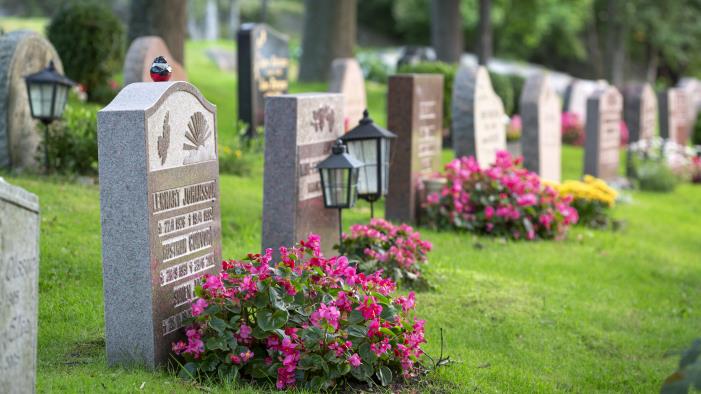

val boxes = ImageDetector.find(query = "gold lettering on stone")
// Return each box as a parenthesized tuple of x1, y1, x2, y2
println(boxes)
(152, 181, 216, 215)
(161, 227, 213, 263)
(159, 253, 216, 286)
(162, 308, 192, 336)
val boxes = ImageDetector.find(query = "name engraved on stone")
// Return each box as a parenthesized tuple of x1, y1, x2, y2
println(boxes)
(172, 280, 196, 308)
(298, 140, 335, 201)
(162, 308, 192, 336)
(152, 180, 217, 214)
(159, 252, 215, 287)
(417, 100, 440, 174)
(161, 227, 213, 263)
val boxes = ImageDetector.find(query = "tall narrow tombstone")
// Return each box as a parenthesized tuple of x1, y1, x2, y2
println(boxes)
(623, 83, 657, 144)
(329, 58, 367, 130)
(659, 88, 690, 146)
(563, 79, 608, 126)
(452, 65, 506, 168)
(262, 93, 344, 257)
(584, 86, 623, 181)
(520, 74, 562, 182)
(678, 78, 701, 132)
(0, 178, 39, 394)
(98, 81, 222, 368)
(123, 37, 187, 85)
(386, 74, 444, 223)
(237, 23, 289, 137)
(0, 31, 63, 170)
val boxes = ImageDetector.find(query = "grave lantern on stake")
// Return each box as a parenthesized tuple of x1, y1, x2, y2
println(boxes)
(317, 139, 363, 247)
(340, 109, 397, 218)
(24, 60, 74, 172)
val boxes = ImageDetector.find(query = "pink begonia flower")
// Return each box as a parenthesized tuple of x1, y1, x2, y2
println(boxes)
(427, 192, 440, 204)
(202, 274, 223, 291)
(484, 205, 495, 219)
(240, 350, 254, 362)
(517, 193, 537, 207)
(191, 298, 208, 317)
(310, 303, 341, 330)
(348, 353, 362, 367)
(230, 354, 241, 364)
(238, 323, 252, 339)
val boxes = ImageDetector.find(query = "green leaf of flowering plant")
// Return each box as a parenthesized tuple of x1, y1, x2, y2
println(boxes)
(256, 308, 289, 331)
(350, 362, 374, 381)
(377, 365, 393, 386)
(347, 325, 368, 338)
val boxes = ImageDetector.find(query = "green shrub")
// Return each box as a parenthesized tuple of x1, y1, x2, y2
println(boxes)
(636, 160, 678, 192)
(398, 61, 456, 131)
(47, 1, 125, 103)
(509, 74, 526, 114)
(489, 71, 515, 116)
(42, 101, 99, 175)
(693, 111, 701, 145)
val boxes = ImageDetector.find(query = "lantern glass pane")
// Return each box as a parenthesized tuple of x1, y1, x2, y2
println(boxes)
(322, 168, 349, 208)
(348, 167, 359, 207)
(29, 83, 51, 118)
(381, 138, 391, 195)
(52, 84, 69, 118)
(347, 138, 378, 195)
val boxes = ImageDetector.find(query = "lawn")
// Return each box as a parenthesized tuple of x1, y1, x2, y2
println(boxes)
(3, 40, 701, 393)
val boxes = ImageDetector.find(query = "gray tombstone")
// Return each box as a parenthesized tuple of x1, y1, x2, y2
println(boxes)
(329, 58, 367, 131)
(659, 88, 690, 146)
(262, 93, 344, 257)
(98, 81, 222, 368)
(677, 78, 701, 132)
(563, 79, 608, 126)
(123, 36, 187, 86)
(452, 65, 506, 168)
(0, 178, 40, 394)
(520, 74, 562, 182)
(623, 83, 657, 144)
(0, 31, 63, 170)
(385, 74, 444, 224)
(584, 86, 623, 181)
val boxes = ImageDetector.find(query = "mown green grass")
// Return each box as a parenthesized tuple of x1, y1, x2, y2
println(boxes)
(3, 40, 701, 393)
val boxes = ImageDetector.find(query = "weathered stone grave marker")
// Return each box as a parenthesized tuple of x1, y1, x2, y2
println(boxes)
(564, 79, 608, 126)
(262, 93, 343, 257)
(98, 81, 222, 368)
(452, 65, 506, 168)
(0, 178, 40, 394)
(237, 23, 289, 136)
(0, 30, 63, 170)
(329, 58, 367, 130)
(385, 74, 443, 223)
(659, 88, 690, 146)
(584, 86, 623, 181)
(623, 83, 657, 144)
(520, 74, 562, 182)
(123, 36, 187, 85)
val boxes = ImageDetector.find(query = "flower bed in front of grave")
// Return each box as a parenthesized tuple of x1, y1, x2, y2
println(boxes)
(548, 175, 617, 229)
(423, 151, 578, 240)
(337, 219, 432, 290)
(172, 234, 426, 391)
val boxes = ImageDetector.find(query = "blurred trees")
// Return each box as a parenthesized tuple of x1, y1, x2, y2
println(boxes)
(129, 0, 187, 64)
(430, 0, 463, 63)
(299, 0, 357, 82)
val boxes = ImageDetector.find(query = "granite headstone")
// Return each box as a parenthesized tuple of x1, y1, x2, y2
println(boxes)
(452, 65, 506, 168)
(385, 74, 444, 223)
(659, 88, 690, 146)
(584, 86, 623, 181)
(677, 78, 701, 132)
(329, 58, 367, 130)
(237, 23, 289, 136)
(0, 30, 64, 170)
(123, 36, 187, 85)
(0, 178, 40, 394)
(262, 93, 343, 257)
(563, 79, 608, 126)
(520, 74, 562, 182)
(622, 83, 657, 143)
(98, 81, 222, 368)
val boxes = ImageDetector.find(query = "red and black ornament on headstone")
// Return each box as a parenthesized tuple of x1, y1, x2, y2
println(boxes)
(150, 56, 172, 82)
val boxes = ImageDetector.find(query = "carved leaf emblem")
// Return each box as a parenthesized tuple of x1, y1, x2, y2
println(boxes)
(183, 112, 212, 151)
(157, 111, 171, 165)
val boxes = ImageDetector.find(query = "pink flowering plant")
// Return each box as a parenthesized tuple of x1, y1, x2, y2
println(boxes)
(337, 219, 432, 289)
(423, 151, 579, 240)
(172, 234, 426, 391)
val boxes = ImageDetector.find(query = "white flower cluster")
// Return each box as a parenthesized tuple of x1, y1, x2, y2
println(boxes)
(628, 138, 699, 169)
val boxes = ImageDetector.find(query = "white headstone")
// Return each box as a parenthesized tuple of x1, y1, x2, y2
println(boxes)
(329, 58, 367, 131)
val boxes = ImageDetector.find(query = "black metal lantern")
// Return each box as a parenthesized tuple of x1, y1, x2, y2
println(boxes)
(24, 60, 75, 170)
(317, 139, 363, 245)
(340, 109, 396, 218)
